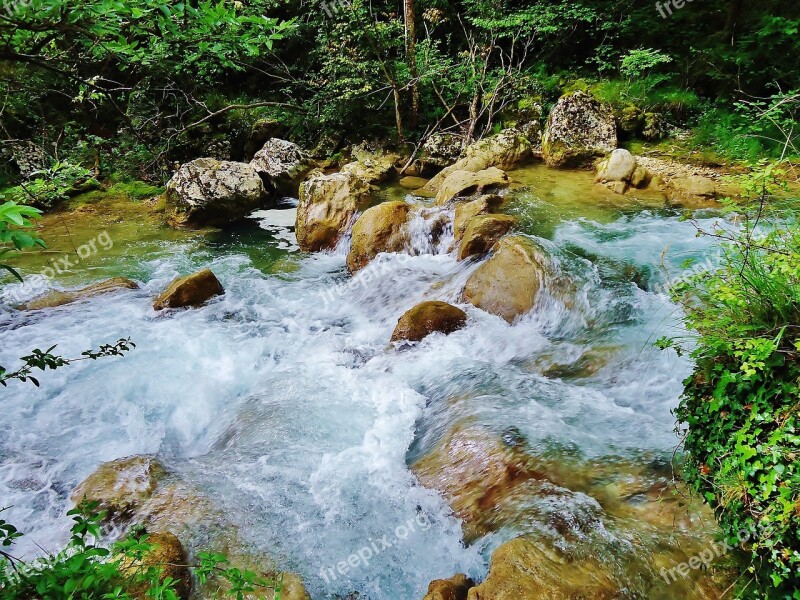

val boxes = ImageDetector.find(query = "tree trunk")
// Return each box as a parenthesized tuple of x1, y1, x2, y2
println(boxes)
(404, 0, 419, 129)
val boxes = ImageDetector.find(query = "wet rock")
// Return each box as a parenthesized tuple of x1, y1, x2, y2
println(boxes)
(346, 200, 412, 273)
(20, 277, 140, 311)
(249, 138, 314, 198)
(462, 235, 546, 322)
(399, 176, 429, 190)
(453, 195, 503, 243)
(458, 215, 516, 261)
(153, 268, 224, 311)
(166, 158, 266, 227)
(542, 91, 617, 168)
(391, 301, 468, 342)
(296, 172, 374, 252)
(420, 129, 532, 196)
(71, 455, 166, 522)
(422, 133, 465, 169)
(422, 573, 475, 600)
(342, 150, 399, 185)
(467, 538, 619, 600)
(121, 531, 191, 600)
(435, 167, 509, 205)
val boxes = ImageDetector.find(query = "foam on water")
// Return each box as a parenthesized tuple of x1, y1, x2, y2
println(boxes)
(0, 200, 725, 598)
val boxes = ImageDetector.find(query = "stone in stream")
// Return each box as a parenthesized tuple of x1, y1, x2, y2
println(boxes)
(399, 175, 429, 190)
(595, 149, 652, 195)
(153, 268, 224, 311)
(453, 195, 503, 243)
(296, 171, 374, 252)
(462, 235, 547, 323)
(434, 167, 510, 205)
(341, 148, 399, 185)
(542, 91, 617, 168)
(166, 158, 267, 228)
(457, 214, 516, 261)
(391, 301, 468, 343)
(249, 138, 315, 198)
(346, 200, 412, 273)
(19, 277, 140, 311)
(419, 129, 532, 197)
(422, 573, 475, 600)
(120, 531, 192, 600)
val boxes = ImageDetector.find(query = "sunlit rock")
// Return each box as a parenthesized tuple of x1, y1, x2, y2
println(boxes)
(457, 215, 516, 261)
(391, 301, 468, 343)
(19, 277, 139, 311)
(121, 531, 192, 600)
(421, 133, 465, 170)
(296, 171, 373, 252)
(422, 573, 475, 600)
(453, 195, 503, 243)
(434, 167, 509, 205)
(249, 138, 314, 197)
(166, 158, 266, 227)
(346, 200, 412, 273)
(153, 268, 224, 311)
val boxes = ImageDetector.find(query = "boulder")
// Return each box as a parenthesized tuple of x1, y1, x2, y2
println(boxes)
(342, 152, 399, 185)
(390, 301, 468, 343)
(422, 574, 475, 600)
(71, 455, 166, 522)
(296, 172, 374, 252)
(595, 149, 637, 184)
(629, 165, 651, 188)
(243, 119, 285, 159)
(153, 269, 224, 311)
(420, 129, 532, 196)
(617, 105, 645, 137)
(249, 138, 314, 198)
(422, 133, 465, 169)
(435, 167, 509, 205)
(499, 96, 544, 141)
(399, 176, 429, 190)
(20, 277, 139, 311)
(122, 531, 192, 600)
(453, 195, 503, 243)
(346, 200, 412, 273)
(542, 91, 617, 168)
(0, 140, 50, 178)
(462, 236, 546, 322)
(458, 215, 516, 261)
(166, 158, 266, 227)
(467, 538, 619, 600)
(670, 175, 717, 200)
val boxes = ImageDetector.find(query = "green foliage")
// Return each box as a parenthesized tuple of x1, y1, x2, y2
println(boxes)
(0, 200, 45, 281)
(666, 164, 800, 598)
(0, 504, 283, 599)
(2, 162, 100, 209)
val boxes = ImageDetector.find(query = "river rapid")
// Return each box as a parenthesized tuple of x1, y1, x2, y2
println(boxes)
(0, 165, 729, 598)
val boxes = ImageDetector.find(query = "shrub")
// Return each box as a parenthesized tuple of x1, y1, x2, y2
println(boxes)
(1, 162, 100, 209)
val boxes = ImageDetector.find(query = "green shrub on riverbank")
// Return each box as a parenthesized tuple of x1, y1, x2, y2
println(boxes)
(663, 165, 800, 598)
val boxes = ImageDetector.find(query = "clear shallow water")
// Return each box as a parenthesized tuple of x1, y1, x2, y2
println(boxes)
(0, 168, 729, 598)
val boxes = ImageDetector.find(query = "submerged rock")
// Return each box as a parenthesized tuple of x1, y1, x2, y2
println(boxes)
(422, 573, 475, 600)
(346, 200, 412, 273)
(166, 158, 266, 227)
(670, 175, 717, 201)
(391, 301, 468, 343)
(153, 268, 224, 311)
(453, 195, 503, 243)
(542, 91, 617, 168)
(420, 129, 532, 196)
(249, 138, 314, 197)
(467, 538, 619, 600)
(71, 455, 166, 522)
(399, 176, 429, 190)
(462, 235, 546, 322)
(296, 172, 374, 252)
(458, 215, 516, 261)
(20, 277, 140, 311)
(435, 167, 509, 205)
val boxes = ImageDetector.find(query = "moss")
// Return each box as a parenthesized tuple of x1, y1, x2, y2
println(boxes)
(69, 180, 165, 206)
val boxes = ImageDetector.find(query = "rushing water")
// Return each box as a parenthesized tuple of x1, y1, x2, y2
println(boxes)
(0, 166, 730, 598)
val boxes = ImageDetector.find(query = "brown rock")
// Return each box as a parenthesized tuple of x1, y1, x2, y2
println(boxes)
(399, 176, 429, 190)
(71, 455, 166, 522)
(453, 195, 503, 243)
(435, 167, 509, 205)
(458, 215, 516, 261)
(423, 574, 475, 600)
(153, 269, 224, 310)
(467, 538, 619, 600)
(542, 91, 617, 168)
(296, 172, 374, 252)
(391, 301, 467, 343)
(122, 531, 192, 600)
(346, 201, 412, 273)
(462, 236, 546, 322)
(20, 277, 139, 311)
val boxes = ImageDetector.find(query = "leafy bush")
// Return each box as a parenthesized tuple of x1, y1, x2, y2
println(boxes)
(0, 503, 283, 599)
(0, 200, 44, 281)
(2, 162, 100, 209)
(661, 164, 800, 598)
